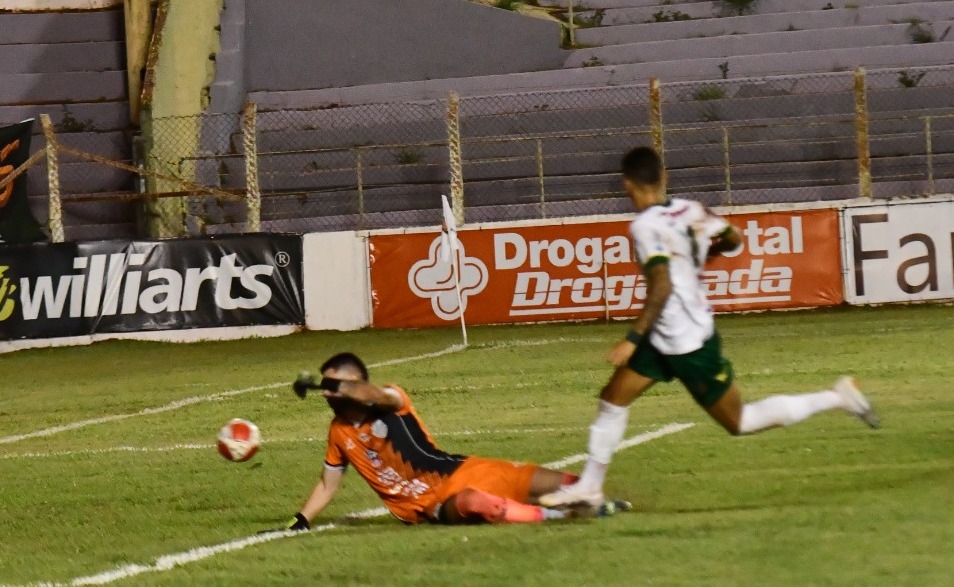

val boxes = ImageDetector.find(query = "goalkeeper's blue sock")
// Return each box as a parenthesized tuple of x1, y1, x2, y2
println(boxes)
(576, 400, 629, 491)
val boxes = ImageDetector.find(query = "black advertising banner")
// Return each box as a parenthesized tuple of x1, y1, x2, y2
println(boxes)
(0, 120, 45, 245)
(0, 234, 304, 341)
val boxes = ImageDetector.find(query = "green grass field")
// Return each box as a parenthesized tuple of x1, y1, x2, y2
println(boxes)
(1, 305, 952, 586)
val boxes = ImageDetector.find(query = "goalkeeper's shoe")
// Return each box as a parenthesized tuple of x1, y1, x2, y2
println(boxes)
(539, 483, 603, 508)
(834, 376, 879, 429)
(597, 499, 633, 517)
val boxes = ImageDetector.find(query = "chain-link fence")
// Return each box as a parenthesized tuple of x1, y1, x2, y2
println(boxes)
(8, 64, 954, 241)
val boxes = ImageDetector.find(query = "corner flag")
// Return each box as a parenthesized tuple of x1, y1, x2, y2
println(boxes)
(440, 194, 467, 347)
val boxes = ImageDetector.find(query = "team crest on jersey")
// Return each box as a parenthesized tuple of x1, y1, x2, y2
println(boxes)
(358, 432, 371, 443)
(345, 438, 356, 451)
(371, 419, 388, 439)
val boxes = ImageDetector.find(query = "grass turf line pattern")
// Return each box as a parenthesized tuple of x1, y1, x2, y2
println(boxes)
(0, 338, 600, 446)
(21, 423, 693, 587)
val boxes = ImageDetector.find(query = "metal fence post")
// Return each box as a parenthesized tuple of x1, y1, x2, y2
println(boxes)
(649, 78, 665, 162)
(535, 138, 547, 219)
(39, 114, 64, 243)
(722, 126, 732, 205)
(568, 0, 575, 47)
(242, 102, 262, 232)
(355, 147, 365, 228)
(924, 116, 935, 196)
(853, 67, 872, 199)
(447, 91, 465, 226)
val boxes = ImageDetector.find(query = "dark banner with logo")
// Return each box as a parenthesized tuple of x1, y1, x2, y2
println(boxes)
(0, 120, 45, 245)
(0, 234, 304, 341)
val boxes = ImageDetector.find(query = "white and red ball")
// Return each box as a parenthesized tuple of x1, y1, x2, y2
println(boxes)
(217, 418, 261, 462)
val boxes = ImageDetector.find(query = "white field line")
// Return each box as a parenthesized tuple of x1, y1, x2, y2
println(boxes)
(0, 338, 601, 447)
(0, 426, 591, 461)
(31, 421, 692, 587)
(544, 422, 695, 469)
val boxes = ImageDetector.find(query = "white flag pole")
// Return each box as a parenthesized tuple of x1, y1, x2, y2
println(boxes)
(441, 195, 468, 347)
(451, 245, 468, 347)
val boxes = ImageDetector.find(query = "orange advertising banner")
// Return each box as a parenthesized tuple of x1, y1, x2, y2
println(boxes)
(369, 209, 843, 329)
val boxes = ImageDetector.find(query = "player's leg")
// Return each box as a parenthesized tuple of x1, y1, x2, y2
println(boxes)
(710, 378, 878, 435)
(439, 489, 567, 524)
(677, 333, 879, 434)
(540, 365, 659, 507)
(526, 467, 578, 500)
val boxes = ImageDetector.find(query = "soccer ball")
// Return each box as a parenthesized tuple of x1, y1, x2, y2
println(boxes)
(217, 418, 261, 462)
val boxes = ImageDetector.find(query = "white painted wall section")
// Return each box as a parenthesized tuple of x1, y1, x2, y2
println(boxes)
(303, 232, 370, 331)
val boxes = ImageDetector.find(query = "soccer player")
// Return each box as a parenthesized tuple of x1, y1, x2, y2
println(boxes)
(540, 146, 878, 508)
(271, 352, 623, 531)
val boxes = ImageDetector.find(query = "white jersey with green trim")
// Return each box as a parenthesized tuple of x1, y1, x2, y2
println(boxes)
(629, 198, 731, 355)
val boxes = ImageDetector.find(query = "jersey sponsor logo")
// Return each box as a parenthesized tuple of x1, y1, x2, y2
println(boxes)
(344, 438, 356, 451)
(366, 449, 383, 468)
(408, 236, 488, 320)
(377, 466, 431, 498)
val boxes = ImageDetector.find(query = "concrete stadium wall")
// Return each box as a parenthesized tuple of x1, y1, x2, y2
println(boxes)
(243, 0, 565, 94)
(142, 0, 224, 237)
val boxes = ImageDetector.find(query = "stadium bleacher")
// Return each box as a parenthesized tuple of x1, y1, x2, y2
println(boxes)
(0, 6, 136, 240)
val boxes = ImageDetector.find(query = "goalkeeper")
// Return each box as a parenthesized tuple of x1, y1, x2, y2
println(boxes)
(269, 352, 628, 531)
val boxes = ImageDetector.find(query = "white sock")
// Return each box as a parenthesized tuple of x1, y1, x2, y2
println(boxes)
(576, 400, 629, 491)
(738, 391, 848, 434)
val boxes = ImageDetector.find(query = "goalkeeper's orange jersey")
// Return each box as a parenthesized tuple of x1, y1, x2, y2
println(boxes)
(323, 386, 468, 523)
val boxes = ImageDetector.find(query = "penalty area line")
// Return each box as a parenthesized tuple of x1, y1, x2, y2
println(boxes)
(30, 422, 693, 587)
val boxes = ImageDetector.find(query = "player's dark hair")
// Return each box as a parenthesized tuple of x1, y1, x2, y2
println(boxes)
(621, 146, 664, 186)
(320, 352, 369, 381)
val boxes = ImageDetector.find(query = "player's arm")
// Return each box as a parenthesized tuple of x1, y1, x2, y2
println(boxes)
(708, 225, 742, 258)
(321, 381, 404, 412)
(261, 466, 344, 533)
(608, 261, 672, 367)
(298, 466, 345, 523)
(293, 373, 404, 412)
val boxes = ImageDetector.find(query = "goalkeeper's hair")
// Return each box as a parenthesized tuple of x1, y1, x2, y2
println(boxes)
(320, 352, 369, 381)
(621, 146, 663, 186)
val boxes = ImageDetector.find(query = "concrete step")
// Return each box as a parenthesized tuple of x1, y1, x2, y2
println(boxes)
(249, 85, 947, 157)
(0, 102, 131, 132)
(567, 22, 940, 68)
(575, 2, 954, 43)
(0, 9, 124, 45)
(547, 0, 944, 13)
(245, 163, 954, 234)
(25, 162, 133, 196)
(0, 41, 124, 74)
(249, 43, 954, 107)
(0, 71, 127, 105)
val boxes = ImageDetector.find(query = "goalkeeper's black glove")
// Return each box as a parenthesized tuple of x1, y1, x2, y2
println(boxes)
(293, 371, 319, 399)
(285, 512, 310, 531)
(293, 372, 344, 399)
(260, 512, 310, 534)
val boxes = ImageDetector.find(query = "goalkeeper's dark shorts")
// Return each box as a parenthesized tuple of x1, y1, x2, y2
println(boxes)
(627, 331, 734, 408)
